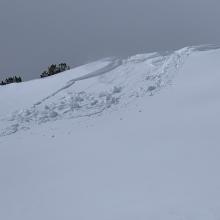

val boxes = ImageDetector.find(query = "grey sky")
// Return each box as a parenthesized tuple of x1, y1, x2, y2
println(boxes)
(0, 0, 220, 80)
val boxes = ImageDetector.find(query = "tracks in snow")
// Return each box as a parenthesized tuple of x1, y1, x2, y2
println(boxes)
(0, 48, 192, 136)
(34, 58, 122, 107)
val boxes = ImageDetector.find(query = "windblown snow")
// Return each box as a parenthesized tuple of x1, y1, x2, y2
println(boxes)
(0, 46, 220, 220)
(0, 47, 191, 135)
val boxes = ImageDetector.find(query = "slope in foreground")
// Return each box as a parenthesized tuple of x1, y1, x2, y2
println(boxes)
(0, 47, 220, 220)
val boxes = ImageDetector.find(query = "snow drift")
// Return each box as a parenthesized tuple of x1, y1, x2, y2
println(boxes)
(0, 45, 220, 220)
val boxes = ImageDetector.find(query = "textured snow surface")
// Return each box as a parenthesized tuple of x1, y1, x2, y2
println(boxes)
(0, 48, 191, 135)
(0, 46, 220, 220)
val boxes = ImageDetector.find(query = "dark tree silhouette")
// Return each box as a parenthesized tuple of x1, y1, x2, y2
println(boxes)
(0, 75, 22, 86)
(41, 63, 70, 78)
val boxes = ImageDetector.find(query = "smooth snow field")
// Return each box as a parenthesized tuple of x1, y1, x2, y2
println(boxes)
(0, 46, 220, 220)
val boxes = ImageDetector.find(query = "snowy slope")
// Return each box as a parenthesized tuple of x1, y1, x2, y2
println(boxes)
(0, 48, 191, 135)
(0, 46, 220, 220)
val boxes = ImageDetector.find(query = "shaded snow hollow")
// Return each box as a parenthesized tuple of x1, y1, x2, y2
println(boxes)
(0, 45, 220, 220)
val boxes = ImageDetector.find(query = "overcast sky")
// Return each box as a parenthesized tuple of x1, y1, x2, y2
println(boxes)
(0, 0, 220, 80)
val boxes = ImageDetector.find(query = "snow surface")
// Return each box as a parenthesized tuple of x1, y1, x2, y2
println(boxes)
(0, 46, 220, 219)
